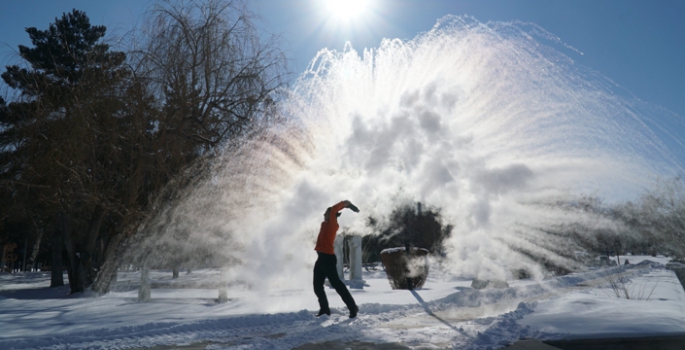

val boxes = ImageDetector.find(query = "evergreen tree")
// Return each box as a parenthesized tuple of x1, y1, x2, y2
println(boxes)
(2, 9, 124, 94)
(1, 9, 128, 293)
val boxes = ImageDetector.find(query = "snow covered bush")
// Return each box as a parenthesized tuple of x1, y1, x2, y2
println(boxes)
(380, 247, 429, 289)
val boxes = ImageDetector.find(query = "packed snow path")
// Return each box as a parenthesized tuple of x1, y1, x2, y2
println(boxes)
(1, 257, 684, 349)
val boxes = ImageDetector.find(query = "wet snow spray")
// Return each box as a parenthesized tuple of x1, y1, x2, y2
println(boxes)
(134, 16, 685, 310)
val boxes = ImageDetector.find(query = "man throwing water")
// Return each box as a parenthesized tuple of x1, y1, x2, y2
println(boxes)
(313, 200, 360, 318)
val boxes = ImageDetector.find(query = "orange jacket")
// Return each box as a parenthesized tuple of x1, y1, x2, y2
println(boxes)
(314, 201, 346, 255)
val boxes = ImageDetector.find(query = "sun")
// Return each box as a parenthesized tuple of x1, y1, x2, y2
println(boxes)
(324, 0, 371, 22)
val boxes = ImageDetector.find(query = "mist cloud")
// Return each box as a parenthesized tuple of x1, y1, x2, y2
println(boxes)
(131, 15, 684, 300)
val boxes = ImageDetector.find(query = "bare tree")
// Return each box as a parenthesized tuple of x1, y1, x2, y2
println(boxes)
(132, 0, 288, 150)
(92, 0, 289, 293)
(637, 177, 685, 258)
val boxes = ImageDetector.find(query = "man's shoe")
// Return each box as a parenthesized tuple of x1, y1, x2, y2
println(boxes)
(315, 309, 330, 317)
(349, 305, 358, 318)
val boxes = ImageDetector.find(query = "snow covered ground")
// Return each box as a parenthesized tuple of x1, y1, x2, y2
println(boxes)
(1, 255, 684, 350)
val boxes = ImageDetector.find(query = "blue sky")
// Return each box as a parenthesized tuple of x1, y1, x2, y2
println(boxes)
(1, 0, 683, 117)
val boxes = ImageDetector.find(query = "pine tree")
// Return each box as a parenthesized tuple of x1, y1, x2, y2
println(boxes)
(1, 9, 127, 293)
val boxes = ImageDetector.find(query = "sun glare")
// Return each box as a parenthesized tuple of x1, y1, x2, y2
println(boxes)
(325, 0, 371, 21)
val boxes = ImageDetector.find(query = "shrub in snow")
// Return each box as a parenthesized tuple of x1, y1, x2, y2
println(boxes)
(380, 247, 429, 289)
(471, 278, 510, 290)
(511, 268, 532, 280)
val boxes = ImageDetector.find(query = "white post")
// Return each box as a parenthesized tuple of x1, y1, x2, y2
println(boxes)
(349, 235, 363, 281)
(334, 235, 345, 280)
(138, 267, 151, 302)
(218, 268, 228, 303)
(348, 235, 364, 289)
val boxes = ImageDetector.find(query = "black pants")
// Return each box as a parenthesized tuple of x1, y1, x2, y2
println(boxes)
(313, 252, 356, 311)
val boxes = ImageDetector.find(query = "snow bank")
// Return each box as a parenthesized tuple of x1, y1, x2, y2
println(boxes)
(1, 257, 683, 349)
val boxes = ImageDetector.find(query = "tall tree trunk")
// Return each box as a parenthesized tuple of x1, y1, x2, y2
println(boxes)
(22, 237, 28, 272)
(50, 230, 64, 287)
(28, 220, 44, 272)
(61, 213, 85, 294)
(82, 206, 106, 286)
(1, 243, 5, 272)
(92, 231, 125, 294)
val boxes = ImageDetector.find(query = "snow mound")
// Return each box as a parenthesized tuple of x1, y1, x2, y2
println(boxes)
(460, 302, 540, 350)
